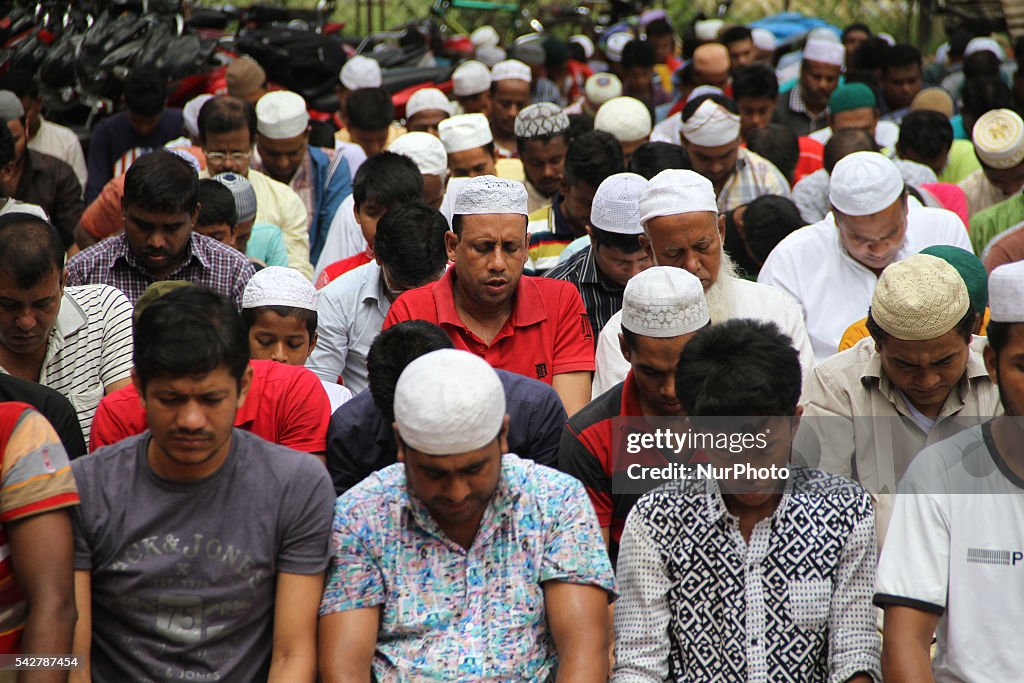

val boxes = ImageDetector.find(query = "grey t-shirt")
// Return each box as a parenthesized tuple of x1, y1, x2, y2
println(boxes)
(71, 429, 335, 682)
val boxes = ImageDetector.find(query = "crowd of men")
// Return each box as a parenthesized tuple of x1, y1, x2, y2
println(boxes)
(0, 8, 1022, 682)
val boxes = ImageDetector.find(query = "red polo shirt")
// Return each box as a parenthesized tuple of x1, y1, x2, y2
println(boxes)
(382, 269, 595, 384)
(88, 360, 330, 454)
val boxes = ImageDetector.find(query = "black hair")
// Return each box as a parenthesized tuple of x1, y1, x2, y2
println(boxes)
(963, 50, 1001, 79)
(0, 68, 38, 99)
(881, 44, 923, 75)
(564, 130, 624, 188)
(241, 305, 317, 338)
(841, 23, 872, 41)
(567, 42, 586, 63)
(628, 141, 691, 178)
(896, 110, 953, 160)
(682, 93, 739, 122)
(123, 150, 200, 214)
(866, 304, 975, 346)
(987, 320, 1016, 356)
(373, 203, 449, 288)
(961, 76, 1013, 118)
(366, 320, 454, 421)
(745, 124, 798, 182)
(719, 25, 753, 46)
(591, 225, 644, 253)
(949, 30, 973, 59)
(645, 18, 674, 38)
(124, 71, 167, 117)
(621, 39, 656, 69)
(675, 319, 802, 416)
(0, 213, 65, 288)
(742, 195, 804, 265)
(346, 88, 395, 132)
(567, 113, 594, 141)
(134, 287, 250, 391)
(731, 63, 779, 101)
(543, 36, 569, 67)
(198, 96, 257, 145)
(197, 179, 238, 228)
(849, 37, 889, 73)
(352, 152, 423, 210)
(824, 128, 876, 173)
(0, 125, 14, 169)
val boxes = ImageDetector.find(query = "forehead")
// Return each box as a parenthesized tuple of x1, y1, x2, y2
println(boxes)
(885, 64, 921, 79)
(521, 136, 567, 160)
(836, 201, 905, 236)
(124, 204, 193, 224)
(687, 139, 740, 157)
(645, 211, 719, 241)
(405, 441, 498, 469)
(630, 332, 696, 363)
(449, 146, 491, 167)
(409, 109, 449, 124)
(879, 328, 968, 359)
(204, 128, 251, 148)
(495, 80, 531, 100)
(0, 266, 59, 294)
(258, 134, 306, 151)
(803, 60, 842, 77)
(459, 213, 527, 238)
(145, 365, 238, 393)
(250, 308, 310, 332)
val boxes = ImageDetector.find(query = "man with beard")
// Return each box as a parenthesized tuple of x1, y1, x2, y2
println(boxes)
(515, 103, 570, 214)
(592, 169, 813, 396)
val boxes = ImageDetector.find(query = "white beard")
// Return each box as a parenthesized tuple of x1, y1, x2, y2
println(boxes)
(705, 249, 739, 324)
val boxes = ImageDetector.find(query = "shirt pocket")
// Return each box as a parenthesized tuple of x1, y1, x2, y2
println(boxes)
(787, 578, 832, 632)
(69, 386, 103, 421)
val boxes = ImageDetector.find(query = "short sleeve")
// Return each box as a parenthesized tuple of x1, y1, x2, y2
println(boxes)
(319, 497, 387, 615)
(97, 287, 135, 387)
(88, 390, 145, 452)
(550, 284, 595, 376)
(538, 474, 615, 593)
(0, 410, 78, 523)
(306, 284, 353, 384)
(277, 456, 335, 574)
(516, 385, 566, 468)
(276, 368, 330, 454)
(557, 423, 613, 528)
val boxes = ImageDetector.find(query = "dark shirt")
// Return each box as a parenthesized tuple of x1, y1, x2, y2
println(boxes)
(0, 374, 86, 458)
(771, 88, 828, 139)
(84, 109, 184, 204)
(546, 245, 624, 344)
(326, 369, 567, 495)
(14, 150, 83, 249)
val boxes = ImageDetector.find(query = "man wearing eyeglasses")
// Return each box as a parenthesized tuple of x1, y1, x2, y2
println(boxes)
(198, 96, 314, 279)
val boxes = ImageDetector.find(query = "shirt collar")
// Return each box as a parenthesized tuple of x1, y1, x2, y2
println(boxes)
(790, 86, 829, 120)
(860, 341, 991, 413)
(44, 291, 88, 363)
(434, 268, 547, 331)
(117, 232, 206, 275)
(360, 261, 389, 314)
(620, 371, 643, 416)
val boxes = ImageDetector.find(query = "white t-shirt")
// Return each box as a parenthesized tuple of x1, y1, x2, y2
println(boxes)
(875, 424, 1024, 682)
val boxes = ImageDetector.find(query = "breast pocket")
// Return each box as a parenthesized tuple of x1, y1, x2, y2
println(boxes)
(70, 386, 103, 422)
(787, 578, 832, 632)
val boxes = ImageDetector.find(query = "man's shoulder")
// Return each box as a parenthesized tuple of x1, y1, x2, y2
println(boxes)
(729, 276, 803, 310)
(503, 454, 588, 506)
(813, 335, 876, 379)
(972, 195, 1021, 227)
(388, 278, 442, 318)
(567, 381, 623, 433)
(64, 283, 131, 313)
(73, 434, 146, 481)
(193, 233, 254, 269)
(899, 425, 988, 490)
(320, 261, 378, 302)
(545, 247, 588, 281)
(67, 236, 122, 270)
(232, 429, 328, 482)
(328, 389, 378, 432)
(335, 463, 406, 520)
(28, 149, 75, 176)
(253, 358, 321, 392)
(521, 274, 581, 301)
(496, 367, 561, 404)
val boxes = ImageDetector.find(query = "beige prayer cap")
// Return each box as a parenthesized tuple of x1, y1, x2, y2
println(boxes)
(911, 88, 954, 118)
(871, 254, 969, 340)
(594, 96, 652, 143)
(693, 43, 730, 75)
(972, 109, 1024, 170)
(989, 261, 1024, 322)
(226, 58, 266, 99)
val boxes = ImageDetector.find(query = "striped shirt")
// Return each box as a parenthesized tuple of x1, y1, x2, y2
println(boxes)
(14, 286, 135, 444)
(65, 233, 255, 309)
(0, 403, 79, 654)
(716, 148, 792, 214)
(546, 246, 623, 348)
(527, 195, 576, 274)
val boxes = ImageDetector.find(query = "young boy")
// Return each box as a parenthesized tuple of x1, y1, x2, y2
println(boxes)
(242, 266, 353, 411)
(313, 152, 423, 288)
(208, 173, 290, 269)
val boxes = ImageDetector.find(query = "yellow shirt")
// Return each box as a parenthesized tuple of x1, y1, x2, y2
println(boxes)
(838, 308, 990, 352)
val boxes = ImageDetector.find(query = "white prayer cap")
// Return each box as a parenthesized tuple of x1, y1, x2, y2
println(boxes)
(828, 151, 904, 216)
(751, 27, 776, 51)
(584, 73, 622, 107)
(878, 32, 896, 46)
(871, 254, 969, 340)
(803, 38, 845, 67)
(388, 132, 449, 177)
(694, 19, 724, 42)
(989, 261, 1024, 322)
(807, 27, 841, 43)
(476, 46, 507, 67)
(591, 172, 648, 235)
(604, 32, 633, 64)
(491, 59, 532, 84)
(438, 113, 493, 153)
(685, 85, 724, 104)
(452, 60, 492, 97)
(471, 25, 500, 49)
(255, 90, 309, 139)
(594, 96, 652, 143)
(452, 175, 528, 216)
(242, 266, 317, 311)
(965, 36, 1005, 61)
(339, 55, 382, 90)
(570, 34, 595, 59)
(514, 102, 570, 139)
(639, 169, 718, 226)
(183, 94, 214, 139)
(972, 109, 1024, 169)
(621, 266, 710, 338)
(394, 349, 506, 456)
(405, 88, 452, 119)
(681, 98, 741, 147)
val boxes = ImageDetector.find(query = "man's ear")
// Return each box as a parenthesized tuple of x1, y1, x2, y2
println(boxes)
(190, 203, 201, 228)
(497, 414, 510, 455)
(618, 332, 632, 363)
(445, 230, 459, 262)
(131, 368, 145, 409)
(307, 331, 319, 357)
(984, 343, 999, 385)
(639, 233, 655, 264)
(716, 213, 726, 242)
(393, 424, 406, 463)
(236, 363, 254, 410)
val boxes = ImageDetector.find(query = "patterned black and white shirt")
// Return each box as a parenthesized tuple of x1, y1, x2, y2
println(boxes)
(612, 467, 882, 683)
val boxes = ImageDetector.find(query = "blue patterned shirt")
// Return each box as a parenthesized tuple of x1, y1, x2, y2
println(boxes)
(320, 454, 616, 682)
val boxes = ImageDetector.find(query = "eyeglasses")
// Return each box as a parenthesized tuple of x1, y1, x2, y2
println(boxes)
(205, 151, 251, 163)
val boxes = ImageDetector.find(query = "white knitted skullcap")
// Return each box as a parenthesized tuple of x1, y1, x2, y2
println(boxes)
(584, 73, 622, 106)
(681, 98, 741, 146)
(183, 94, 214, 139)
(242, 266, 317, 311)
(989, 261, 1024, 322)
(471, 25, 500, 49)
(877, 32, 896, 46)
(871, 254, 969, 340)
(829, 151, 904, 216)
(255, 90, 309, 139)
(491, 59, 532, 83)
(807, 27, 841, 43)
(594, 96, 652, 143)
(694, 19, 724, 42)
(639, 169, 718, 226)
(452, 175, 528, 216)
(751, 28, 776, 51)
(476, 46, 507, 67)
(514, 102, 570, 139)
(388, 132, 449, 177)
(622, 266, 710, 337)
(438, 113, 493, 153)
(591, 172, 648, 235)
(394, 349, 506, 455)
(803, 38, 845, 66)
(405, 88, 452, 119)
(972, 109, 1024, 170)
(452, 60, 492, 97)
(965, 36, 1005, 61)
(340, 55, 382, 90)
(685, 85, 724, 104)
(570, 34, 595, 59)
(604, 32, 633, 63)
